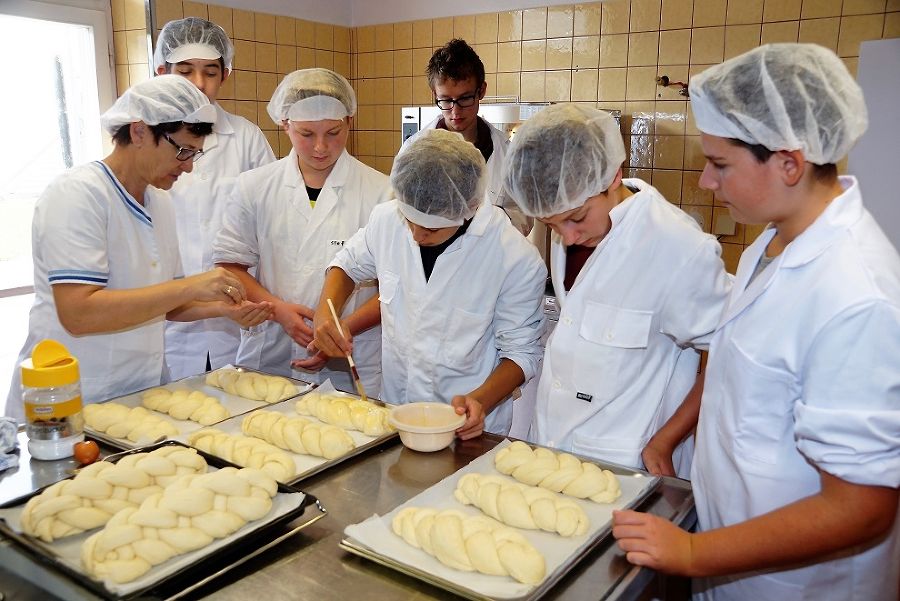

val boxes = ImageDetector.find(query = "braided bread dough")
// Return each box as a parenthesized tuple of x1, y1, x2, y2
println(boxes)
(81, 467, 277, 584)
(187, 428, 296, 482)
(454, 473, 590, 537)
(205, 368, 298, 403)
(142, 388, 229, 425)
(392, 508, 546, 585)
(295, 391, 393, 436)
(242, 410, 355, 460)
(20, 446, 207, 542)
(83, 403, 179, 444)
(494, 441, 621, 503)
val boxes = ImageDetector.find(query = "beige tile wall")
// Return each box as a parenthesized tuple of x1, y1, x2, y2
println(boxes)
(150, 0, 352, 156)
(112, 0, 900, 271)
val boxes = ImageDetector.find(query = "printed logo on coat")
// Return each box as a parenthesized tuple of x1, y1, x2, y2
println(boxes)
(330, 240, 345, 246)
(576, 392, 592, 402)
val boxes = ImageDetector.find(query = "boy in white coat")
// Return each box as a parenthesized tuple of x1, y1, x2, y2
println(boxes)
(612, 44, 900, 601)
(154, 17, 276, 380)
(311, 129, 546, 437)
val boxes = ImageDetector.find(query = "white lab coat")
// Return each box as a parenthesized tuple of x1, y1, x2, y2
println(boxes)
(534, 180, 732, 475)
(407, 115, 531, 234)
(4, 162, 182, 420)
(331, 199, 546, 435)
(164, 104, 275, 381)
(212, 149, 391, 394)
(691, 177, 900, 601)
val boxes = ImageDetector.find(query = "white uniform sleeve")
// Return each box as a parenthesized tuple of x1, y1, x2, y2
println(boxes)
(794, 300, 900, 487)
(330, 208, 381, 283)
(211, 176, 260, 267)
(37, 176, 110, 287)
(493, 240, 548, 381)
(660, 237, 732, 351)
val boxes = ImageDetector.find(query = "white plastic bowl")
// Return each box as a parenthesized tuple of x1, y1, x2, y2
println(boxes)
(389, 402, 466, 452)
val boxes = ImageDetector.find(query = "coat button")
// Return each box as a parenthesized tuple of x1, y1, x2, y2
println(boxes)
(606, 331, 613, 340)
(553, 380, 561, 389)
(563, 316, 572, 325)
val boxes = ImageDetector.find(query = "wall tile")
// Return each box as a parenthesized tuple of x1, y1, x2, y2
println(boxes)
(233, 10, 254, 41)
(843, 0, 887, 15)
(599, 33, 629, 66)
(475, 43, 499, 73)
(356, 78, 375, 105)
(659, 28, 691, 63)
(393, 48, 413, 77)
(690, 26, 725, 63)
(626, 65, 658, 100)
(475, 13, 499, 44)
(316, 49, 334, 69)
(233, 99, 256, 122)
(629, 31, 659, 65)
(655, 64, 688, 99)
(654, 100, 687, 134)
(393, 22, 412, 49)
(763, 0, 801, 22)
(114, 31, 127, 65)
(651, 169, 682, 201)
(232, 39, 255, 70)
(205, 6, 232, 37)
(761, 20, 799, 43)
(454, 15, 476, 41)
(682, 170, 714, 205)
(433, 18, 454, 45)
(683, 205, 712, 232)
(357, 52, 374, 78)
(654, 135, 685, 169)
(545, 70, 572, 101)
(112, 0, 126, 29)
(412, 47, 433, 78)
(726, 0, 763, 24)
(499, 10, 523, 41)
(523, 7, 548, 39)
(297, 20, 315, 47)
(522, 39, 547, 71)
(374, 78, 393, 104)
(333, 52, 351, 78)
(887, 0, 900, 9)
(334, 26, 351, 53)
(496, 72, 521, 97)
(233, 69, 257, 100)
(317, 23, 335, 51)
(683, 134, 706, 169)
(798, 17, 841, 51)
(838, 13, 885, 55)
(124, 0, 147, 30)
(602, 0, 631, 33)
(374, 50, 393, 78)
(573, 35, 601, 68)
(661, 0, 693, 29)
(597, 67, 627, 100)
(255, 13, 276, 44)
(547, 38, 574, 69)
(885, 12, 900, 37)
(356, 25, 375, 52)
(714, 207, 745, 243)
(394, 76, 413, 105)
(628, 134, 654, 167)
(571, 68, 599, 100)
(256, 42, 276, 72)
(548, 6, 575, 37)
(498, 41, 523, 72)
(574, 4, 602, 35)
(802, 0, 842, 18)
(276, 16, 295, 46)
(693, 0, 727, 27)
(218, 70, 235, 99)
(276, 45, 296, 74)
(412, 19, 432, 48)
(724, 24, 761, 59)
(257, 71, 277, 101)
(631, 0, 662, 31)
(520, 71, 546, 101)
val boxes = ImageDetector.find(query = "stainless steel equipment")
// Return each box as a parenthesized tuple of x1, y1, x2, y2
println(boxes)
(400, 100, 549, 144)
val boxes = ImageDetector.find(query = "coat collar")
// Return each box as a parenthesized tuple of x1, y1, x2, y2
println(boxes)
(282, 148, 351, 190)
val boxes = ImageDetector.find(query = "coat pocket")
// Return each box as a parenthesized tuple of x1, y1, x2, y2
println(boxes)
(441, 307, 494, 372)
(377, 271, 400, 339)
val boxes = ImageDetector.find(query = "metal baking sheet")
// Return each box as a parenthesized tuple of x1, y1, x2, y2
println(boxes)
(177, 385, 399, 485)
(340, 439, 660, 601)
(84, 367, 313, 451)
(0, 440, 326, 600)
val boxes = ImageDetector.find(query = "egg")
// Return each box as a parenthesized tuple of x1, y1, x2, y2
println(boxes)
(73, 440, 100, 465)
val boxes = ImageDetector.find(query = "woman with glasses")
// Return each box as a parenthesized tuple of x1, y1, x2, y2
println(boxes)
(4, 75, 272, 421)
(213, 69, 391, 396)
(402, 38, 531, 235)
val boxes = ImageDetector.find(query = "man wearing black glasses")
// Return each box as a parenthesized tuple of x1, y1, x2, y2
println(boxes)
(404, 39, 531, 235)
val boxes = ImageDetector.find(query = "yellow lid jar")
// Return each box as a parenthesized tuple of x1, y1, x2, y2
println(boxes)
(20, 339, 84, 460)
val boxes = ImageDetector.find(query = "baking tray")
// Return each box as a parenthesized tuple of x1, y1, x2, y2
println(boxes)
(340, 439, 660, 601)
(178, 383, 399, 485)
(0, 440, 327, 601)
(84, 367, 313, 450)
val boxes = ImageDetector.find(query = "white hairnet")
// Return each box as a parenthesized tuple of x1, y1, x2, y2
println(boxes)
(153, 17, 234, 71)
(502, 104, 625, 218)
(392, 129, 485, 228)
(689, 43, 868, 165)
(100, 74, 216, 134)
(267, 69, 357, 124)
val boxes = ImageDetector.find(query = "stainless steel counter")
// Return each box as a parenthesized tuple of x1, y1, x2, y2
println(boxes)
(0, 431, 695, 601)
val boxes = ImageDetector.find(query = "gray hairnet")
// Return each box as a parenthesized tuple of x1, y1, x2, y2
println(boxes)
(689, 43, 868, 165)
(391, 129, 486, 222)
(153, 17, 234, 71)
(501, 104, 626, 218)
(266, 69, 357, 123)
(100, 74, 215, 134)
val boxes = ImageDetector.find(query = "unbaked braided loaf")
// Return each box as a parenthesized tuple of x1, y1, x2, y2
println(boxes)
(186, 428, 296, 482)
(454, 473, 590, 537)
(295, 391, 393, 436)
(141, 388, 229, 425)
(83, 403, 179, 444)
(20, 446, 207, 542)
(494, 441, 621, 503)
(241, 410, 355, 460)
(205, 368, 298, 403)
(392, 507, 546, 585)
(81, 467, 277, 584)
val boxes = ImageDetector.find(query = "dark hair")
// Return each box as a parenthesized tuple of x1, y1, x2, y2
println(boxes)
(111, 121, 214, 146)
(426, 39, 485, 89)
(727, 138, 838, 182)
(165, 57, 227, 78)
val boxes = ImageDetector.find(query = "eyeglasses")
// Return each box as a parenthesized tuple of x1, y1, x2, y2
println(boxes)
(162, 133, 204, 162)
(435, 93, 478, 110)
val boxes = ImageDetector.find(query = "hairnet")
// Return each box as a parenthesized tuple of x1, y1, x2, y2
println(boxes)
(392, 129, 486, 227)
(689, 43, 868, 165)
(267, 69, 357, 124)
(501, 104, 625, 218)
(100, 74, 216, 134)
(153, 17, 234, 71)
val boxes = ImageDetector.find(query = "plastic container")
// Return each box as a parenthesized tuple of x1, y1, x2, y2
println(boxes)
(388, 402, 466, 452)
(21, 339, 84, 460)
